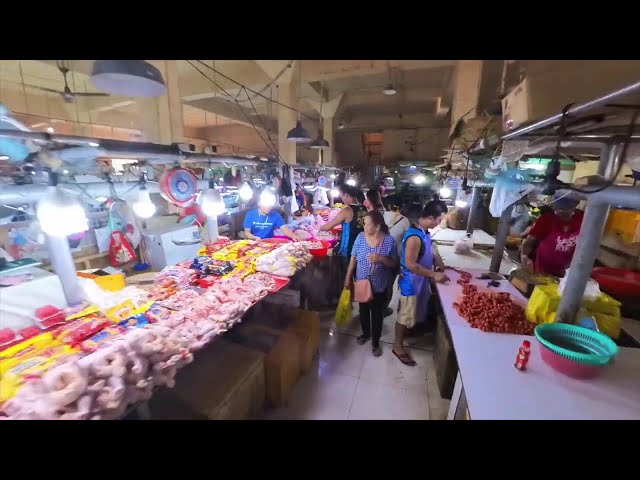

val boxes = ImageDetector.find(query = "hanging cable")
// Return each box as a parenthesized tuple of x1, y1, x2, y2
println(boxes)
(195, 60, 315, 121)
(186, 60, 285, 164)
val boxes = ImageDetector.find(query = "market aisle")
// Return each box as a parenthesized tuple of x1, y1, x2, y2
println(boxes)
(263, 298, 450, 420)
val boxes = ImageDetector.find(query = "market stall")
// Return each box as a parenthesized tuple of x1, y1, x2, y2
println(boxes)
(0, 236, 321, 420)
(436, 269, 640, 420)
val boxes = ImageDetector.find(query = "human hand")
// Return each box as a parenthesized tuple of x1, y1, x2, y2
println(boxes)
(368, 253, 382, 263)
(344, 277, 353, 290)
(433, 272, 450, 284)
(521, 254, 533, 271)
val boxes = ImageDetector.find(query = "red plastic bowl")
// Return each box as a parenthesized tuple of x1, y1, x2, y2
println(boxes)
(591, 267, 640, 298)
(538, 343, 604, 379)
(309, 240, 331, 259)
(262, 237, 292, 244)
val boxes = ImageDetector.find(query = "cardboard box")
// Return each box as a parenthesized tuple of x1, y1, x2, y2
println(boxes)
(247, 303, 321, 373)
(149, 340, 265, 420)
(502, 61, 640, 132)
(226, 324, 301, 408)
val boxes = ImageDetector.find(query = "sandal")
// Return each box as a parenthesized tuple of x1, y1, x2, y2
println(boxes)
(372, 345, 383, 357)
(392, 349, 417, 367)
(357, 335, 370, 345)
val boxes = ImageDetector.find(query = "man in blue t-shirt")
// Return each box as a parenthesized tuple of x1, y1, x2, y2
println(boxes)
(243, 204, 298, 241)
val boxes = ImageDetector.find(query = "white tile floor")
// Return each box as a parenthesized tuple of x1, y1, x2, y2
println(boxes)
(263, 292, 450, 420)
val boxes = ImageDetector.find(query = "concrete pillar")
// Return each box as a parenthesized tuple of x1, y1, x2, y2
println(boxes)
(137, 60, 184, 144)
(277, 80, 299, 165)
(450, 60, 483, 135)
(323, 116, 335, 166)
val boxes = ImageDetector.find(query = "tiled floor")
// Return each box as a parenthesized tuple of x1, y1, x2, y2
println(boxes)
(263, 292, 450, 420)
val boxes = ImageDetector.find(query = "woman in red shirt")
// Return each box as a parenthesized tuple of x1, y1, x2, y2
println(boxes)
(521, 194, 584, 277)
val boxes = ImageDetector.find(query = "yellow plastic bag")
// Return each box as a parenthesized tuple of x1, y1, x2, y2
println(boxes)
(335, 288, 353, 327)
(526, 284, 561, 324)
(583, 292, 621, 317)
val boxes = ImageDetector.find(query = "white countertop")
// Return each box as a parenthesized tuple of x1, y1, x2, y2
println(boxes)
(435, 245, 517, 276)
(436, 268, 640, 420)
(431, 228, 496, 247)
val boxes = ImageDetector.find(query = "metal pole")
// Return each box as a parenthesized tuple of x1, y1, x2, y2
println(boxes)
(466, 187, 481, 235)
(555, 141, 620, 323)
(489, 202, 515, 274)
(555, 202, 610, 323)
(46, 235, 84, 306)
(502, 80, 640, 139)
(206, 215, 219, 243)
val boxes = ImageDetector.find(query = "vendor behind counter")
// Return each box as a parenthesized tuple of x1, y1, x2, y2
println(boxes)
(243, 189, 298, 241)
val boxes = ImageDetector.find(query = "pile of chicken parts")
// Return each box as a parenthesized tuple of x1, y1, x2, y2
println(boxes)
(0, 273, 278, 420)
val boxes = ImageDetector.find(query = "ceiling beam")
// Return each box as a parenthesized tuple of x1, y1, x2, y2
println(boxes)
(300, 60, 456, 83)
(184, 96, 276, 132)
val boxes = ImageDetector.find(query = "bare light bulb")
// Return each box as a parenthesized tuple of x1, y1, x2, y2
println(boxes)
(200, 188, 225, 217)
(37, 186, 89, 237)
(346, 178, 356, 186)
(331, 188, 340, 198)
(413, 174, 426, 185)
(439, 187, 452, 198)
(132, 189, 156, 219)
(239, 182, 253, 201)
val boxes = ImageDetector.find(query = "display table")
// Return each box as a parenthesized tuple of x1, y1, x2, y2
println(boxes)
(431, 228, 496, 247)
(435, 244, 516, 276)
(436, 268, 640, 420)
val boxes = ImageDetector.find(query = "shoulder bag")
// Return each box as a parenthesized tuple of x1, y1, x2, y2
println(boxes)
(354, 240, 381, 303)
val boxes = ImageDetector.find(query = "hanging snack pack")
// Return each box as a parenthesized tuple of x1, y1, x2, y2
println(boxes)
(109, 231, 136, 267)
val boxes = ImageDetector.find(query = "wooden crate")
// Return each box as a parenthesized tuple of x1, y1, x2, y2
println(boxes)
(433, 314, 458, 400)
(226, 324, 301, 409)
(148, 340, 265, 420)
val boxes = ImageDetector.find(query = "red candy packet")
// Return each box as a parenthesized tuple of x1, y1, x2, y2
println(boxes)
(53, 314, 110, 346)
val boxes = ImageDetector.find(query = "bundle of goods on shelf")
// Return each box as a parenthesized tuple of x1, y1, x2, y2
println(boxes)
(453, 270, 535, 335)
(255, 242, 313, 277)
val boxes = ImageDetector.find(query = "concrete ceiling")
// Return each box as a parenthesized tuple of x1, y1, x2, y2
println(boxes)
(0, 59, 459, 158)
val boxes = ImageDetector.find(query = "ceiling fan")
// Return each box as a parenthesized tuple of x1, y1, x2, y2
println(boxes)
(28, 61, 110, 103)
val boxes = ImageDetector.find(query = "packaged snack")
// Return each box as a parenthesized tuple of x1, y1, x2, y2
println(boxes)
(35, 305, 66, 329)
(118, 313, 149, 329)
(18, 326, 42, 340)
(53, 314, 110, 346)
(0, 343, 79, 402)
(66, 304, 101, 321)
(80, 326, 127, 353)
(0, 333, 56, 361)
(104, 300, 136, 323)
(144, 303, 173, 323)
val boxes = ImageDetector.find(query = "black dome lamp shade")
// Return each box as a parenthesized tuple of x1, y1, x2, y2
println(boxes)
(309, 129, 329, 149)
(90, 60, 167, 97)
(287, 120, 311, 143)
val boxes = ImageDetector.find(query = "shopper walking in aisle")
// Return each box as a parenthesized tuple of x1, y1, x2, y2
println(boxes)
(364, 188, 387, 213)
(344, 210, 397, 357)
(320, 184, 367, 300)
(382, 198, 411, 316)
(393, 200, 449, 366)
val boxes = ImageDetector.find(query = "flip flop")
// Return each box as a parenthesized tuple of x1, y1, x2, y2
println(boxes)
(392, 349, 417, 367)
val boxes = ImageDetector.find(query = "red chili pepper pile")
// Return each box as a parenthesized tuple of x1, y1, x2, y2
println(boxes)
(453, 287, 534, 335)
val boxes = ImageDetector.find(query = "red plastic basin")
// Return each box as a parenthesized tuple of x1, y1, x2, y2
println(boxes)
(591, 267, 640, 297)
(538, 343, 604, 379)
(309, 240, 331, 259)
(262, 237, 292, 244)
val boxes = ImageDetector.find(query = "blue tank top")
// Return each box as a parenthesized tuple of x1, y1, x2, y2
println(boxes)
(398, 226, 433, 296)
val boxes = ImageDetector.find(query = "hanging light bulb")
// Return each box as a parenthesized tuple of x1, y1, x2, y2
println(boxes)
(199, 188, 225, 217)
(413, 174, 426, 185)
(439, 186, 452, 198)
(346, 178, 356, 186)
(132, 188, 156, 219)
(330, 188, 340, 198)
(239, 182, 253, 202)
(37, 186, 89, 237)
(455, 189, 468, 208)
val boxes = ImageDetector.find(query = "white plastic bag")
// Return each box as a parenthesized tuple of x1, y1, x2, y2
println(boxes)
(489, 176, 535, 218)
(559, 268, 601, 301)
